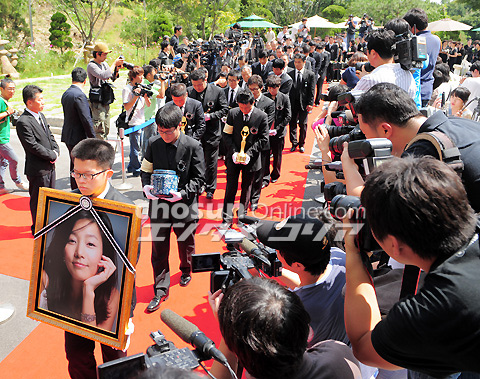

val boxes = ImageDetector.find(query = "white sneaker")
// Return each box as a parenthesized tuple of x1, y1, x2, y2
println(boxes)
(15, 181, 29, 191)
(0, 188, 13, 195)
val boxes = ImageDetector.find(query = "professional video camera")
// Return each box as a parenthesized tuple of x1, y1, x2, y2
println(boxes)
(118, 55, 134, 70)
(393, 31, 427, 71)
(132, 82, 154, 97)
(192, 217, 282, 293)
(97, 310, 229, 379)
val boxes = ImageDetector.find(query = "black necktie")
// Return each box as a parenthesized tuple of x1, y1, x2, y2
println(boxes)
(296, 71, 302, 87)
(244, 114, 249, 123)
(229, 89, 234, 106)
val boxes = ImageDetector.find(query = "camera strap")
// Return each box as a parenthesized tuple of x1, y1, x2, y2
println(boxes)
(405, 131, 464, 177)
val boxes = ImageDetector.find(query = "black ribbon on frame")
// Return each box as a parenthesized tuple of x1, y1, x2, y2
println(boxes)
(33, 196, 136, 273)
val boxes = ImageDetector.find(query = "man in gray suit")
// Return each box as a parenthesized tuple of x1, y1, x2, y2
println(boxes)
(61, 67, 95, 189)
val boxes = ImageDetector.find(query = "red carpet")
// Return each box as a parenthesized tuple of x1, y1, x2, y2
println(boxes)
(0, 105, 323, 378)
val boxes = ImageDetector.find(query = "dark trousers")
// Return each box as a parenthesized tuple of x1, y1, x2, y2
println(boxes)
(222, 159, 256, 222)
(289, 104, 308, 148)
(66, 144, 78, 190)
(315, 72, 327, 105)
(65, 331, 126, 379)
(27, 171, 55, 233)
(150, 219, 196, 297)
(250, 150, 270, 207)
(269, 136, 284, 181)
(203, 141, 220, 193)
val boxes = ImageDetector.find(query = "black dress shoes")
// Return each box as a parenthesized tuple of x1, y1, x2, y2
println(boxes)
(299, 146, 305, 153)
(180, 273, 192, 287)
(290, 145, 297, 152)
(206, 192, 214, 200)
(147, 294, 168, 313)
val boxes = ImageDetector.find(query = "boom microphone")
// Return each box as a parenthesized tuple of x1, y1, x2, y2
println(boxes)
(160, 309, 228, 365)
(240, 238, 270, 266)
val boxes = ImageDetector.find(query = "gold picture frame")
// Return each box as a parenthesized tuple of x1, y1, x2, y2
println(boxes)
(27, 188, 141, 350)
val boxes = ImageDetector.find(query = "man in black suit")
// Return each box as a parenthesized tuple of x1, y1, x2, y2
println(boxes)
(247, 75, 275, 209)
(265, 75, 291, 183)
(288, 53, 315, 153)
(251, 51, 273, 83)
(220, 70, 242, 159)
(188, 69, 228, 199)
(141, 103, 205, 312)
(315, 43, 330, 106)
(61, 67, 95, 190)
(167, 83, 205, 142)
(271, 58, 293, 95)
(222, 89, 269, 224)
(16, 85, 59, 233)
(288, 49, 313, 71)
(66, 138, 137, 378)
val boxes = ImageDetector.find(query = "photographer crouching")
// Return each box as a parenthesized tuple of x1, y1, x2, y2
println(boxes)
(342, 156, 480, 378)
(208, 277, 361, 379)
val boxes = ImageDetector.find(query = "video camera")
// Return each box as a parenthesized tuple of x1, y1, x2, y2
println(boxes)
(393, 32, 427, 71)
(133, 82, 154, 97)
(192, 217, 282, 293)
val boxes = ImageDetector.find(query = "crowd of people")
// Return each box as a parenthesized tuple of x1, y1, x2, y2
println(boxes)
(1, 5, 480, 379)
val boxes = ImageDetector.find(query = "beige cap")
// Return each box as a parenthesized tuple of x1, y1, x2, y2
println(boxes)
(93, 42, 112, 53)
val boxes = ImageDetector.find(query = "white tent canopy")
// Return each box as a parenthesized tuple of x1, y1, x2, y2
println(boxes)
(428, 18, 472, 32)
(288, 15, 337, 30)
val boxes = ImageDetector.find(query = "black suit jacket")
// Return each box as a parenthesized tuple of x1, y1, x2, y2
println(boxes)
(16, 110, 59, 176)
(61, 84, 95, 146)
(310, 51, 323, 76)
(187, 83, 228, 146)
(251, 61, 273, 82)
(278, 73, 293, 95)
(166, 98, 205, 142)
(224, 86, 239, 109)
(255, 95, 275, 151)
(223, 107, 269, 172)
(288, 68, 316, 111)
(141, 132, 205, 222)
(265, 91, 291, 139)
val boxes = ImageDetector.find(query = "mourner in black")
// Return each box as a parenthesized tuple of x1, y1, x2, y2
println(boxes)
(265, 75, 291, 184)
(141, 103, 205, 313)
(272, 58, 293, 95)
(188, 69, 228, 199)
(247, 75, 275, 209)
(251, 51, 273, 83)
(166, 83, 205, 142)
(222, 89, 269, 224)
(288, 53, 315, 153)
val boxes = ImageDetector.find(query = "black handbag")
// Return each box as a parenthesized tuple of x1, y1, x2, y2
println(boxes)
(115, 99, 139, 130)
(101, 82, 115, 105)
(89, 87, 102, 103)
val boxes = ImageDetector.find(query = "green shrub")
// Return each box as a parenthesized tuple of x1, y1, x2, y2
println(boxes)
(49, 12, 73, 53)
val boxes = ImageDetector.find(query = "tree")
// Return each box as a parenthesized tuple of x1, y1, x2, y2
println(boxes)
(49, 12, 73, 53)
(322, 5, 346, 23)
(0, 0, 29, 44)
(55, 0, 116, 45)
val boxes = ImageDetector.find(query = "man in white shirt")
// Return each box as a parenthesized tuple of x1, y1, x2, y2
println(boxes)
(354, 29, 416, 99)
(460, 61, 480, 114)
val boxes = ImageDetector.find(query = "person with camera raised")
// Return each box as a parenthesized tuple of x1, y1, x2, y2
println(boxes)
(345, 15, 356, 48)
(341, 83, 480, 214)
(122, 65, 151, 177)
(353, 29, 416, 99)
(208, 277, 361, 379)
(87, 42, 125, 140)
(342, 156, 480, 378)
(187, 69, 228, 199)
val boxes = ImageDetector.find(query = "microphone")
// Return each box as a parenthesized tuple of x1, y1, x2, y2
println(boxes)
(240, 238, 270, 266)
(161, 309, 228, 365)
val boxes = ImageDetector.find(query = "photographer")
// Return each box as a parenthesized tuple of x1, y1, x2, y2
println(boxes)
(158, 39, 171, 67)
(257, 212, 349, 347)
(174, 45, 199, 74)
(343, 156, 480, 378)
(358, 14, 370, 38)
(225, 22, 242, 40)
(353, 29, 416, 99)
(87, 42, 124, 139)
(342, 83, 480, 213)
(142, 64, 164, 155)
(208, 277, 361, 379)
(345, 15, 356, 48)
(122, 66, 151, 176)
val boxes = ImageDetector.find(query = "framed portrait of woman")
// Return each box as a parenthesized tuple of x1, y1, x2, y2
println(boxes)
(27, 188, 142, 350)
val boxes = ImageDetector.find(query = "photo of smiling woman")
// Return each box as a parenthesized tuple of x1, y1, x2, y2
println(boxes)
(40, 209, 120, 333)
